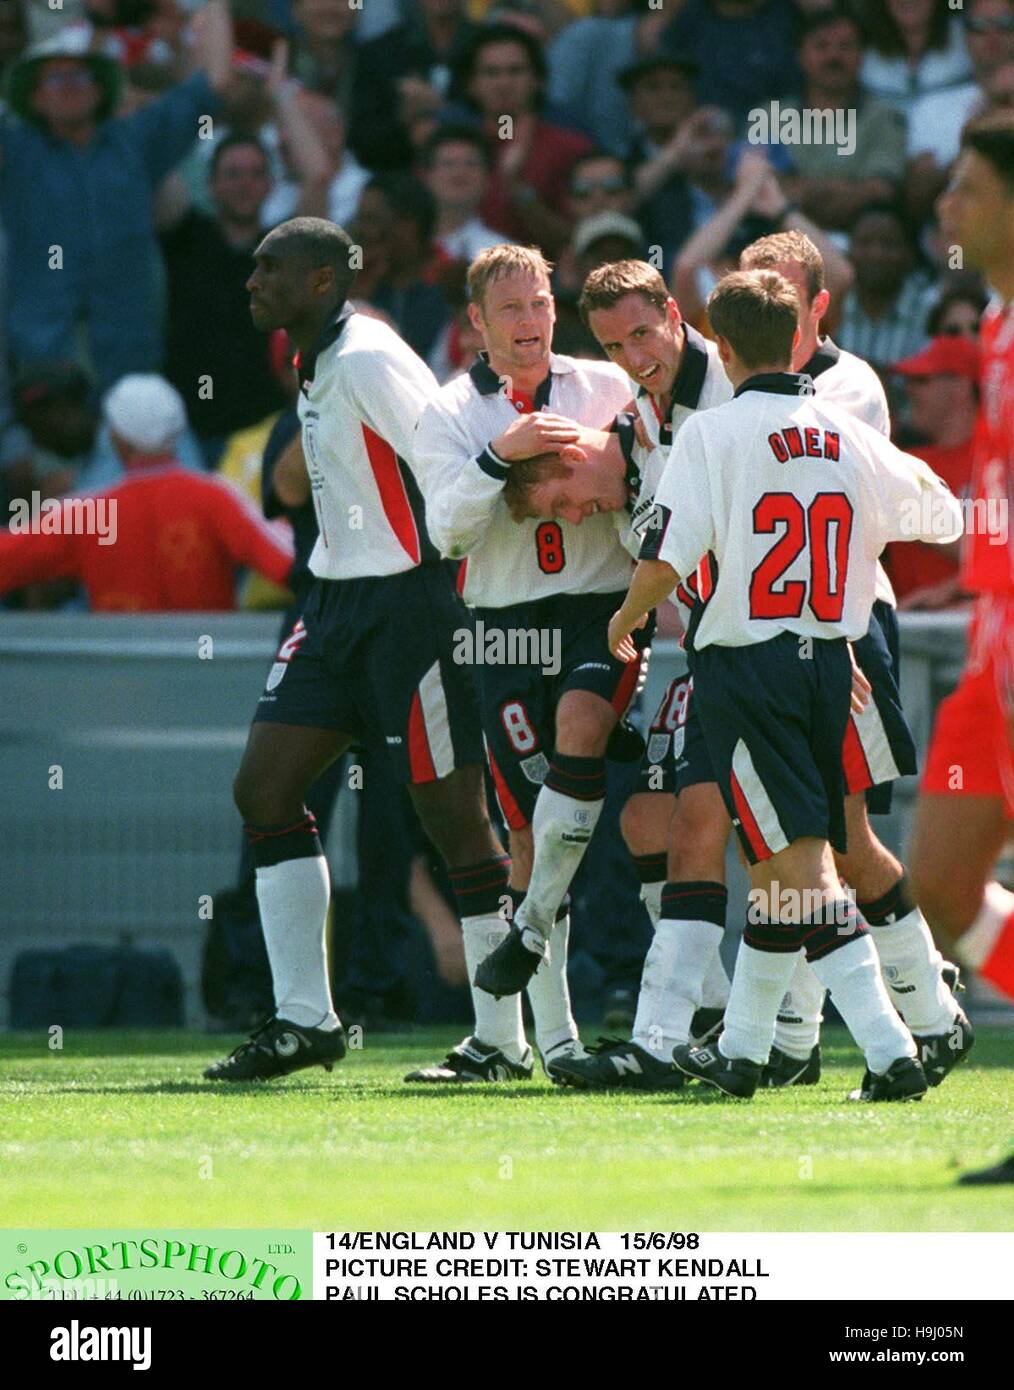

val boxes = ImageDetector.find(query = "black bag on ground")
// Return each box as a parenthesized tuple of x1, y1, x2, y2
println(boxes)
(9, 943, 184, 1028)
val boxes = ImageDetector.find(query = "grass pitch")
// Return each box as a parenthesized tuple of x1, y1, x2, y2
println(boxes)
(1, 1027, 1011, 1231)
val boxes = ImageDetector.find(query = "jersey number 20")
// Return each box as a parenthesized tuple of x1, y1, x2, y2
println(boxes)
(749, 492, 854, 622)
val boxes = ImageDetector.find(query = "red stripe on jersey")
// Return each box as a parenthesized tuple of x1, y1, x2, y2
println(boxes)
(647, 394, 665, 426)
(361, 424, 421, 565)
(730, 769, 771, 862)
(697, 553, 715, 601)
(487, 748, 529, 830)
(456, 557, 468, 595)
(841, 716, 873, 794)
(611, 655, 640, 715)
(981, 909, 1014, 1000)
(407, 690, 437, 784)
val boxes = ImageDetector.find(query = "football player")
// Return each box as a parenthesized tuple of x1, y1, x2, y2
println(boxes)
(609, 269, 963, 1101)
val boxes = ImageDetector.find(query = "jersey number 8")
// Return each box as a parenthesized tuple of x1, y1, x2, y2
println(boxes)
(535, 521, 566, 574)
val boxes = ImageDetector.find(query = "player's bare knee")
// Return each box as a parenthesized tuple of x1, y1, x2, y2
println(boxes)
(554, 699, 615, 757)
(668, 797, 729, 881)
(621, 793, 669, 857)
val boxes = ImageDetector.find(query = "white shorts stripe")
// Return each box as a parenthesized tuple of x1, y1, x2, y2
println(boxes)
(418, 660, 455, 779)
(732, 740, 789, 856)
(850, 696, 900, 788)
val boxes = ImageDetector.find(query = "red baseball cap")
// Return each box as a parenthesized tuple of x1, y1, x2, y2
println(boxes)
(893, 335, 980, 381)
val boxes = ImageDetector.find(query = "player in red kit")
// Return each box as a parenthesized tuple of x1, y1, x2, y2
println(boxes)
(912, 113, 1014, 1006)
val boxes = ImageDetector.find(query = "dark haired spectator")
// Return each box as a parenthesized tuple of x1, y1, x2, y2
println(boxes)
(348, 0, 478, 172)
(661, 0, 802, 128)
(11, 362, 97, 501)
(161, 135, 282, 469)
(0, 374, 294, 612)
(837, 202, 937, 370)
(547, 0, 669, 154)
(421, 125, 505, 260)
(774, 6, 907, 232)
(619, 54, 702, 272)
(859, 0, 973, 117)
(0, 0, 28, 75)
(926, 280, 990, 337)
(356, 173, 452, 362)
(905, 0, 1014, 220)
(0, 6, 232, 392)
(288, 0, 359, 106)
(567, 149, 632, 220)
(884, 335, 979, 608)
(455, 21, 593, 254)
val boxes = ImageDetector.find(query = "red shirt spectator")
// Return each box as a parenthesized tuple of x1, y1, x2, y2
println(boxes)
(0, 375, 293, 611)
(884, 335, 979, 607)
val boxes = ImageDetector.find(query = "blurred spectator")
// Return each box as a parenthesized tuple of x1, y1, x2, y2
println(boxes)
(10, 363, 97, 501)
(420, 124, 505, 259)
(349, 0, 478, 171)
(567, 148, 633, 220)
(884, 336, 979, 608)
(553, 209, 645, 355)
(455, 21, 593, 254)
(159, 131, 305, 468)
(547, 0, 668, 154)
(357, 173, 452, 361)
(905, 0, 1014, 219)
(777, 6, 907, 232)
(859, 0, 973, 118)
(926, 280, 990, 337)
(662, 0, 802, 128)
(288, 0, 358, 106)
(86, 0, 184, 72)
(259, 88, 369, 228)
(621, 54, 703, 272)
(837, 202, 937, 370)
(672, 147, 854, 330)
(0, 7, 232, 392)
(0, 0, 28, 79)
(0, 374, 294, 611)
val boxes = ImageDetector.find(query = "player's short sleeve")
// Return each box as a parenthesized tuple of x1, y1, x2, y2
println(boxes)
(648, 416, 716, 578)
(864, 431, 964, 548)
(343, 342, 438, 461)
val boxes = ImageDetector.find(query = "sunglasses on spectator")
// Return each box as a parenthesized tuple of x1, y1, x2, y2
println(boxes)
(37, 69, 96, 90)
(571, 176, 628, 197)
(967, 16, 1014, 32)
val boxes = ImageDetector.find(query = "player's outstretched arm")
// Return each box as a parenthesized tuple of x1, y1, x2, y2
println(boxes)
(608, 558, 680, 661)
(866, 435, 965, 548)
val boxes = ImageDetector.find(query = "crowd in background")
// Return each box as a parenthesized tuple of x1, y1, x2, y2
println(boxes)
(0, 0, 1006, 1023)
(0, 0, 1007, 611)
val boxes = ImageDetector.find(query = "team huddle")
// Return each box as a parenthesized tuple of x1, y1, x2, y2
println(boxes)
(203, 113, 1014, 1106)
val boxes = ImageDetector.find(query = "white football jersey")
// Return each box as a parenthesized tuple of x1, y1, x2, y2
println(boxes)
(804, 336, 896, 605)
(623, 324, 733, 562)
(413, 352, 634, 607)
(296, 306, 440, 581)
(652, 373, 963, 650)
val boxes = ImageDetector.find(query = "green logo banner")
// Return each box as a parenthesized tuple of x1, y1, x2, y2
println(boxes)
(0, 1231, 311, 1301)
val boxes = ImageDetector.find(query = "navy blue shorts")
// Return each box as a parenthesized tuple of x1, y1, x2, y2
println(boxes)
(474, 590, 651, 828)
(846, 599, 916, 816)
(691, 634, 852, 865)
(635, 674, 715, 796)
(254, 565, 484, 786)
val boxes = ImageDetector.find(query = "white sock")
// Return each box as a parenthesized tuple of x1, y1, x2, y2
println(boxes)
(461, 915, 527, 1061)
(700, 950, 731, 1010)
(517, 780, 604, 941)
(256, 856, 339, 1030)
(870, 907, 957, 1034)
(641, 879, 663, 928)
(772, 953, 825, 1060)
(809, 935, 916, 1074)
(526, 912, 579, 1055)
(719, 940, 799, 1065)
(634, 917, 724, 1057)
